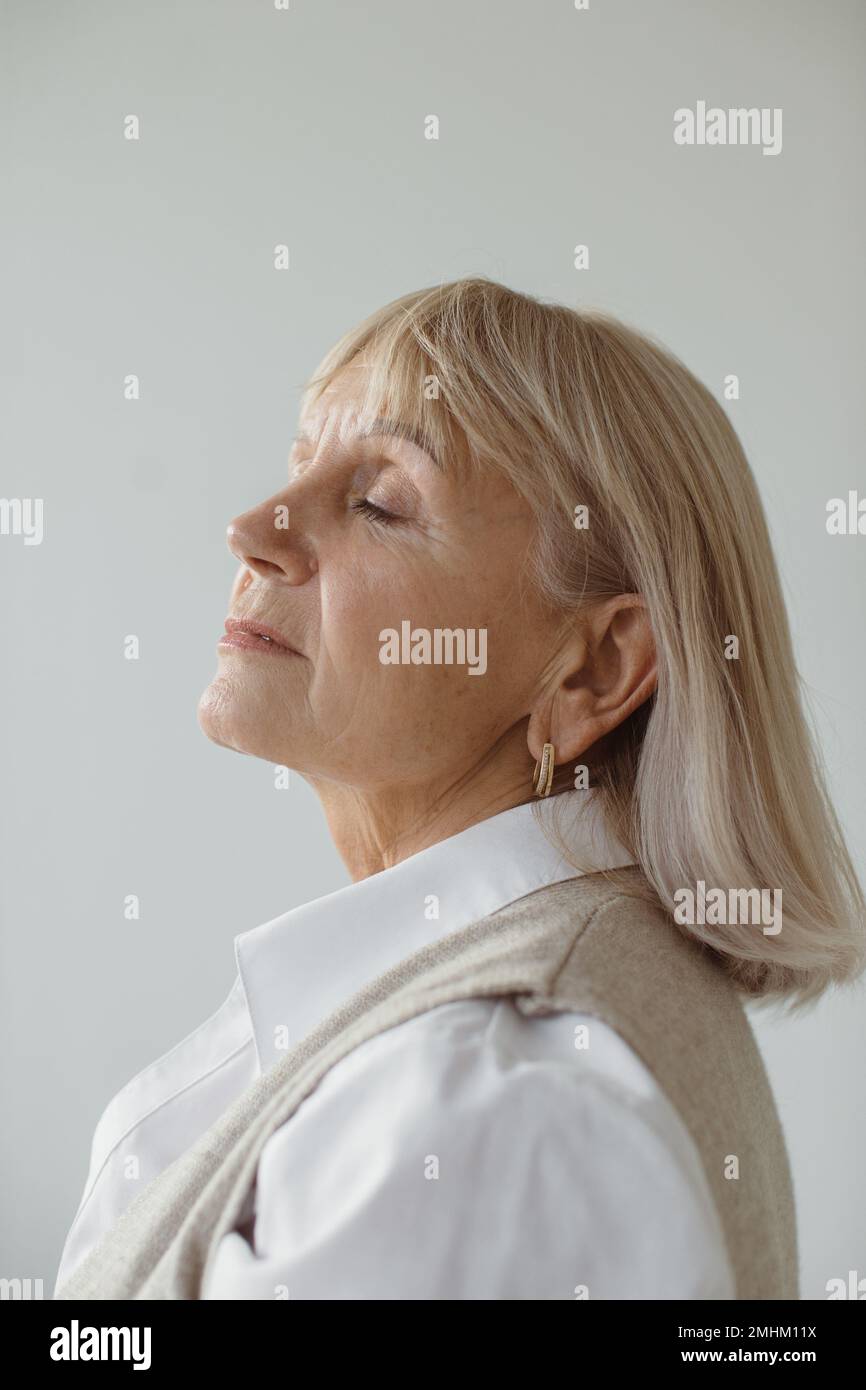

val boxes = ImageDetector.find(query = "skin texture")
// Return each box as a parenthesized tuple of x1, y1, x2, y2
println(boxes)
(198, 357, 657, 880)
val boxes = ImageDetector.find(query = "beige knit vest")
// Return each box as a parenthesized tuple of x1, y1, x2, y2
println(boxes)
(56, 868, 799, 1300)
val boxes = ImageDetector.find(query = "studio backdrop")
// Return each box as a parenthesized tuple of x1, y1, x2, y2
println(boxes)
(1, 0, 864, 1301)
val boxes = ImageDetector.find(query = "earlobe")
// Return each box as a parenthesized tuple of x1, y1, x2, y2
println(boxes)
(526, 698, 556, 764)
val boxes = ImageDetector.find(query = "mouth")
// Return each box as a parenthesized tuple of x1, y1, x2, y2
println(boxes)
(219, 616, 303, 657)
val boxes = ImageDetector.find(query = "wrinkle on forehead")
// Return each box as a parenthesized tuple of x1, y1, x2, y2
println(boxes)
(299, 352, 476, 482)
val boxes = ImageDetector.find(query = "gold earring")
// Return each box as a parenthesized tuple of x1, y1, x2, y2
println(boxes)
(532, 741, 555, 797)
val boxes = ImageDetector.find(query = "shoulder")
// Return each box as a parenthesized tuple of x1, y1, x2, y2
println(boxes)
(252, 997, 734, 1298)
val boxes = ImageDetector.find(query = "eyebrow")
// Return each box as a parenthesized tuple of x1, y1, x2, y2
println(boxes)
(292, 417, 442, 471)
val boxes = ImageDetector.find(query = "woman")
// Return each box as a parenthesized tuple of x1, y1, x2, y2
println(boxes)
(54, 277, 865, 1301)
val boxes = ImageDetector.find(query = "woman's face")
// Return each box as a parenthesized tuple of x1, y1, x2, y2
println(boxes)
(198, 357, 561, 796)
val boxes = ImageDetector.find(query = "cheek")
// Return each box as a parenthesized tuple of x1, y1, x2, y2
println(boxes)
(365, 663, 512, 777)
(318, 555, 430, 668)
(321, 548, 494, 653)
(317, 573, 506, 742)
(309, 546, 533, 761)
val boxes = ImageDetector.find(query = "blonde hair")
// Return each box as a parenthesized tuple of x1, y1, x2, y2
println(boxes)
(300, 276, 865, 1013)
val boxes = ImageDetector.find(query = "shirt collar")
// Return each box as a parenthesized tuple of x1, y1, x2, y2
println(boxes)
(234, 789, 635, 1071)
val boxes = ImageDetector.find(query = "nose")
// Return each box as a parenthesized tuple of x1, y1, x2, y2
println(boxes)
(226, 492, 317, 586)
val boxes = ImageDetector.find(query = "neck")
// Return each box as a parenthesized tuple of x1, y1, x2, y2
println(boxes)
(307, 764, 536, 882)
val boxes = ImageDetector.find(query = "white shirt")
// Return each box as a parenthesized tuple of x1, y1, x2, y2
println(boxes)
(54, 793, 735, 1300)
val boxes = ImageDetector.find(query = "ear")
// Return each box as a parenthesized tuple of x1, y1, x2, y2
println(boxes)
(527, 596, 657, 764)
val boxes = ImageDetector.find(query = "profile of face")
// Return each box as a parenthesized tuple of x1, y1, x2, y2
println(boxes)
(198, 354, 655, 846)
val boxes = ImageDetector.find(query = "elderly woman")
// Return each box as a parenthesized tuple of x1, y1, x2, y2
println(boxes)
(55, 277, 864, 1301)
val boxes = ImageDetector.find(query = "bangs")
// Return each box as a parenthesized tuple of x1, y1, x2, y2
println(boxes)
(298, 286, 490, 485)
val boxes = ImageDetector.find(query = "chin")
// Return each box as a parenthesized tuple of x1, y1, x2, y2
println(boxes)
(197, 675, 240, 751)
(197, 672, 291, 764)
(197, 674, 264, 755)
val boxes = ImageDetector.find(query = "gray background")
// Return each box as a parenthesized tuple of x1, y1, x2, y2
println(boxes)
(1, 0, 864, 1299)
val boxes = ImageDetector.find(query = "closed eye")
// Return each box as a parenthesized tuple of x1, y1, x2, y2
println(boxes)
(349, 497, 404, 526)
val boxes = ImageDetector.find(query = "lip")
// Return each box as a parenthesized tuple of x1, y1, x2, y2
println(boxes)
(219, 616, 303, 656)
